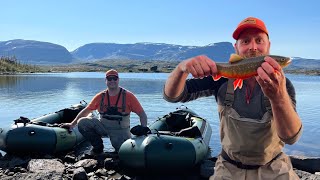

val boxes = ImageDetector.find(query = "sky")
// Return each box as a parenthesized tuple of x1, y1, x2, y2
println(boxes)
(1, 0, 320, 59)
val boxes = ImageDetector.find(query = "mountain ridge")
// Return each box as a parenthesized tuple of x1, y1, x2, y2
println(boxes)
(0, 39, 319, 72)
(70, 41, 234, 62)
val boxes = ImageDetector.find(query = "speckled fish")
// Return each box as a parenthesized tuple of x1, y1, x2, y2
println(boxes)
(212, 54, 291, 90)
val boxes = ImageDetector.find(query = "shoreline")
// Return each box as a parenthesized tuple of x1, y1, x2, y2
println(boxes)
(0, 150, 319, 179)
(0, 69, 319, 76)
(0, 58, 319, 75)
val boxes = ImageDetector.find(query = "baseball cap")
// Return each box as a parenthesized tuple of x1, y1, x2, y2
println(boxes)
(105, 69, 118, 77)
(232, 17, 268, 40)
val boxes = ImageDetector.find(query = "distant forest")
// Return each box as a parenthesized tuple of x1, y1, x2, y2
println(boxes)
(0, 56, 41, 74)
(0, 56, 319, 75)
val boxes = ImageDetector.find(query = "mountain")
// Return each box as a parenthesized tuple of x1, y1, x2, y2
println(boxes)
(0, 39, 73, 64)
(71, 42, 234, 62)
(289, 57, 320, 70)
(0, 39, 319, 72)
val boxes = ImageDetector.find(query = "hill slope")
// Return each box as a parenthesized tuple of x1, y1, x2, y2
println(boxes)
(0, 39, 73, 64)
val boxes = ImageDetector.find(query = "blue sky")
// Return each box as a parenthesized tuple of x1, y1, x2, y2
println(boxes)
(1, 0, 320, 59)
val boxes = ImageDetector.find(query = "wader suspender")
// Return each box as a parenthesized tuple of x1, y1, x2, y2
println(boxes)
(121, 89, 126, 113)
(100, 92, 105, 112)
(224, 79, 235, 107)
(221, 79, 274, 169)
(224, 80, 272, 112)
(99, 88, 127, 114)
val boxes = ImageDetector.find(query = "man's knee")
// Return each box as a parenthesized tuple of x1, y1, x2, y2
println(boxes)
(78, 117, 94, 133)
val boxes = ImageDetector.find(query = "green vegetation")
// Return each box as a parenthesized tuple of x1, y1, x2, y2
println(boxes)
(285, 69, 320, 76)
(40, 59, 180, 73)
(0, 56, 41, 74)
(1, 56, 319, 75)
(44, 59, 320, 75)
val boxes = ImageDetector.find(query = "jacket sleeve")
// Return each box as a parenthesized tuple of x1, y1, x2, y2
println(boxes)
(163, 76, 227, 103)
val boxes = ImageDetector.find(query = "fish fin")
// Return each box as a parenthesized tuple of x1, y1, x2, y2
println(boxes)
(229, 54, 244, 63)
(238, 79, 243, 89)
(212, 74, 222, 81)
(233, 79, 243, 90)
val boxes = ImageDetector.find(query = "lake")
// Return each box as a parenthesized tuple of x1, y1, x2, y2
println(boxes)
(0, 72, 319, 157)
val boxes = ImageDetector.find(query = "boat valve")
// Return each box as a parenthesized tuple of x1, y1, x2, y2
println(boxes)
(131, 142, 135, 148)
(28, 130, 36, 136)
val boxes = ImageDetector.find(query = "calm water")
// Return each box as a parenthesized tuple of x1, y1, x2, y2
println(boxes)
(0, 72, 319, 157)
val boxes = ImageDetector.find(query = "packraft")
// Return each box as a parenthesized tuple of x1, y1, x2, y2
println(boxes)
(118, 107, 212, 171)
(0, 100, 97, 154)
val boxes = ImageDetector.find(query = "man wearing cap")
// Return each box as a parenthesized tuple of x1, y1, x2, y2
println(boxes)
(163, 17, 302, 179)
(61, 69, 147, 154)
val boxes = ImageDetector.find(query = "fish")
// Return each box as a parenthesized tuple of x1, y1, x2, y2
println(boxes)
(212, 54, 291, 90)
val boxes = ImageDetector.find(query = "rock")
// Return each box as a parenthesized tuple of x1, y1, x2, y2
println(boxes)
(95, 168, 107, 176)
(74, 159, 98, 173)
(118, 175, 132, 180)
(290, 155, 320, 173)
(89, 176, 99, 180)
(3, 172, 64, 179)
(4, 169, 10, 175)
(0, 151, 318, 180)
(105, 157, 120, 170)
(108, 172, 123, 179)
(6, 171, 14, 176)
(64, 154, 77, 163)
(11, 167, 27, 173)
(294, 169, 320, 180)
(107, 170, 116, 175)
(87, 172, 95, 178)
(73, 167, 88, 180)
(27, 159, 65, 174)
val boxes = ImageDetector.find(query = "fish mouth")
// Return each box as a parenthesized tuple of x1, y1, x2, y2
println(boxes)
(283, 57, 292, 67)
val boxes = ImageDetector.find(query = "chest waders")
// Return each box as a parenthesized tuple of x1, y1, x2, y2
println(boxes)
(218, 80, 284, 167)
(99, 88, 131, 151)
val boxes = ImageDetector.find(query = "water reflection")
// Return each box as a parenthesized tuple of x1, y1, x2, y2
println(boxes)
(0, 73, 319, 157)
(0, 75, 165, 95)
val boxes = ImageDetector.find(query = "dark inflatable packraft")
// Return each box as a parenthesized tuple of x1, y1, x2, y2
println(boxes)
(118, 107, 213, 171)
(0, 100, 95, 154)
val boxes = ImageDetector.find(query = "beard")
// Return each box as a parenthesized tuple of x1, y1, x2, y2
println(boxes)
(242, 51, 266, 59)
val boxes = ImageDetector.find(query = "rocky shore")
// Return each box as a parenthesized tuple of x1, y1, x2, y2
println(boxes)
(0, 147, 319, 180)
